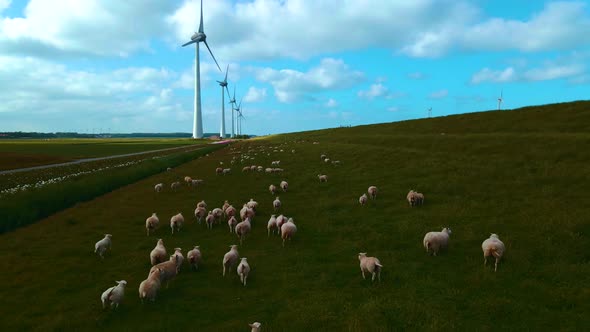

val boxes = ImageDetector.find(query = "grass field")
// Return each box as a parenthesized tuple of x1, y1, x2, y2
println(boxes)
(1, 101, 589, 331)
(0, 138, 206, 171)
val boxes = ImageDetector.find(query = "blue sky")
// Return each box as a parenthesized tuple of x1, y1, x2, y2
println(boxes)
(0, 0, 589, 135)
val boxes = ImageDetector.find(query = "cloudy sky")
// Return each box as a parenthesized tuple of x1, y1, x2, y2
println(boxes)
(1, 0, 589, 135)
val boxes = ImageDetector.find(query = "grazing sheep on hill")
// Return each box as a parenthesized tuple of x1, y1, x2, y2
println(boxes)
(170, 213, 184, 234)
(154, 183, 163, 193)
(423, 228, 452, 256)
(222, 200, 230, 213)
(206, 211, 216, 230)
(95, 234, 112, 259)
(267, 215, 277, 237)
(101, 280, 127, 309)
(482, 234, 506, 272)
(194, 206, 207, 224)
(145, 213, 159, 236)
(173, 248, 184, 272)
(280, 180, 288, 192)
(225, 205, 237, 220)
(150, 239, 167, 266)
(273, 196, 281, 211)
(407, 190, 425, 207)
(149, 255, 179, 288)
(276, 214, 287, 231)
(242, 166, 250, 172)
(247, 198, 258, 211)
(222, 245, 240, 277)
(249, 322, 262, 332)
(187, 246, 202, 271)
(237, 257, 251, 286)
(212, 207, 224, 222)
(318, 174, 328, 182)
(358, 253, 383, 282)
(184, 176, 192, 184)
(359, 193, 368, 206)
(368, 186, 378, 200)
(215, 167, 223, 175)
(170, 181, 181, 191)
(269, 184, 277, 195)
(139, 268, 162, 303)
(235, 218, 252, 245)
(222, 168, 232, 175)
(281, 218, 297, 247)
(228, 216, 238, 233)
(197, 200, 207, 209)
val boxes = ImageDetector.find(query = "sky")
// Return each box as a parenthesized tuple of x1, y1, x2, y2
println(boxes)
(0, 0, 589, 136)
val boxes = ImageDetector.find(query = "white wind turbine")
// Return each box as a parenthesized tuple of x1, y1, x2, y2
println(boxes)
(235, 98, 243, 136)
(497, 89, 504, 110)
(217, 64, 229, 138)
(181, 0, 222, 139)
(228, 85, 237, 138)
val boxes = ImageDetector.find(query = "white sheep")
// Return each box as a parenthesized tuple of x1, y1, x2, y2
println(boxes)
(240, 204, 255, 221)
(276, 214, 287, 230)
(235, 218, 252, 245)
(215, 167, 223, 175)
(359, 193, 368, 206)
(368, 186, 378, 200)
(94, 234, 112, 259)
(139, 269, 162, 303)
(222, 168, 232, 175)
(482, 233, 506, 272)
(269, 184, 277, 195)
(242, 166, 250, 172)
(247, 198, 258, 211)
(101, 280, 127, 309)
(187, 246, 202, 271)
(145, 213, 159, 236)
(222, 245, 240, 277)
(197, 200, 207, 209)
(206, 211, 216, 230)
(280, 180, 288, 192)
(281, 218, 297, 247)
(184, 176, 192, 184)
(318, 174, 328, 182)
(170, 181, 181, 191)
(170, 212, 184, 234)
(227, 216, 238, 233)
(225, 205, 237, 219)
(237, 257, 251, 286)
(194, 206, 207, 224)
(249, 322, 262, 332)
(154, 183, 163, 193)
(271, 160, 280, 166)
(324, 158, 331, 163)
(212, 207, 224, 223)
(150, 239, 167, 266)
(423, 228, 452, 256)
(358, 253, 383, 282)
(173, 248, 184, 273)
(149, 254, 179, 288)
(407, 190, 425, 207)
(273, 196, 281, 211)
(267, 215, 277, 237)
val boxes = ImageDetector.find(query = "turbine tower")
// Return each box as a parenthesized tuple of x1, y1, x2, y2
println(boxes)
(181, 0, 222, 139)
(217, 64, 229, 139)
(497, 89, 503, 110)
(235, 98, 243, 136)
(228, 85, 237, 138)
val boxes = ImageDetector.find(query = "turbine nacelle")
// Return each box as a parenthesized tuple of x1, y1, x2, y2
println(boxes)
(191, 32, 206, 42)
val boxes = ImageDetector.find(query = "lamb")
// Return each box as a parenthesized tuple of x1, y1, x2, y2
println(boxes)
(482, 233, 506, 272)
(145, 213, 159, 236)
(149, 254, 179, 288)
(194, 206, 207, 224)
(273, 196, 281, 211)
(423, 228, 452, 256)
(280, 180, 288, 192)
(222, 245, 240, 277)
(269, 184, 277, 195)
(249, 322, 262, 332)
(237, 257, 251, 286)
(235, 218, 252, 245)
(154, 183, 163, 193)
(173, 248, 184, 273)
(228, 216, 238, 233)
(170, 181, 181, 191)
(187, 246, 202, 271)
(359, 193, 368, 206)
(367, 186, 378, 200)
(206, 211, 216, 230)
(318, 174, 328, 182)
(101, 280, 127, 309)
(170, 212, 184, 234)
(267, 215, 277, 237)
(94, 234, 112, 259)
(281, 218, 297, 247)
(150, 239, 167, 266)
(358, 253, 383, 282)
(139, 268, 162, 303)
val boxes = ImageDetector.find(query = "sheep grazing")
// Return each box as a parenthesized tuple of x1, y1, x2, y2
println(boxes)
(222, 245, 240, 277)
(249, 322, 262, 332)
(257, 166, 264, 172)
(94, 234, 112, 259)
(225, 205, 237, 219)
(482, 234, 506, 272)
(271, 160, 280, 166)
(212, 207, 224, 223)
(194, 206, 207, 224)
(324, 158, 331, 163)
(216, 167, 223, 175)
(154, 183, 164, 193)
(184, 176, 192, 184)
(235, 218, 252, 245)
(358, 253, 383, 282)
(197, 200, 207, 209)
(275, 214, 287, 230)
(149, 254, 179, 288)
(247, 198, 258, 211)
(280, 180, 288, 192)
(240, 204, 255, 221)
(273, 196, 281, 211)
(190, 179, 202, 187)
(173, 248, 184, 273)
(237, 258, 251, 286)
(359, 193, 368, 206)
(205, 211, 216, 230)
(139, 268, 162, 303)
(150, 239, 167, 266)
(281, 218, 297, 247)
(320, 154, 326, 160)
(318, 174, 328, 182)
(187, 246, 202, 271)
(145, 213, 159, 236)
(265, 167, 273, 174)
(222, 200, 231, 213)
(267, 215, 277, 237)
(269, 184, 277, 195)
(332, 160, 341, 166)
(368, 186, 378, 200)
(407, 190, 425, 207)
(242, 166, 250, 172)
(170, 181, 181, 191)
(170, 212, 184, 234)
(423, 228, 452, 256)
(101, 280, 127, 309)
(222, 168, 232, 175)
(228, 216, 238, 233)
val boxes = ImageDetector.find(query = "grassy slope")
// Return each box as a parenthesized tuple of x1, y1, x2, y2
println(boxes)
(1, 101, 589, 331)
(0, 138, 206, 170)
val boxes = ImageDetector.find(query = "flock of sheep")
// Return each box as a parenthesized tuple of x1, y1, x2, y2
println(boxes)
(94, 140, 506, 330)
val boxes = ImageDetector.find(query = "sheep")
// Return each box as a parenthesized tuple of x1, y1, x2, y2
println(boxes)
(482, 234, 506, 272)
(320, 154, 326, 160)
(94, 234, 112, 259)
(173, 248, 184, 273)
(235, 218, 252, 245)
(280, 180, 288, 192)
(358, 253, 383, 282)
(273, 196, 281, 211)
(318, 174, 328, 182)
(275, 214, 287, 230)
(215, 167, 223, 175)
(267, 215, 277, 237)
(407, 190, 425, 207)
(149, 254, 179, 288)
(101, 280, 127, 309)
(212, 207, 224, 223)
(150, 239, 167, 266)
(225, 205, 237, 220)
(228, 216, 238, 233)
(257, 166, 263, 172)
(139, 268, 162, 303)
(190, 179, 203, 187)
(145, 213, 159, 236)
(197, 200, 207, 209)
(269, 184, 277, 195)
(368, 186, 378, 200)
(222, 200, 231, 213)
(187, 246, 202, 271)
(332, 160, 341, 166)
(222, 245, 240, 277)
(423, 228, 452, 256)
(249, 322, 262, 332)
(154, 183, 164, 193)
(205, 211, 216, 230)
(222, 168, 232, 175)
(271, 160, 280, 166)
(281, 218, 297, 247)
(359, 193, 368, 206)
(272, 168, 284, 173)
(170, 212, 184, 234)
(265, 167, 273, 174)
(170, 181, 181, 191)
(242, 166, 250, 172)
(194, 206, 207, 224)
(184, 176, 192, 184)
(247, 198, 258, 211)
(240, 204, 255, 221)
(324, 158, 331, 163)
(237, 257, 251, 286)
(415, 192, 425, 205)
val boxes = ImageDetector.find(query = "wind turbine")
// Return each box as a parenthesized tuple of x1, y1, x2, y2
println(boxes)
(217, 64, 229, 138)
(228, 85, 237, 138)
(497, 89, 503, 110)
(181, 0, 222, 139)
(235, 98, 243, 136)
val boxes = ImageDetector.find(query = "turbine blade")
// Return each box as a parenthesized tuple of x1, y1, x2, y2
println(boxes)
(225, 85, 231, 100)
(198, 0, 204, 33)
(233, 85, 236, 99)
(182, 40, 196, 47)
(224, 64, 229, 82)
(204, 40, 222, 72)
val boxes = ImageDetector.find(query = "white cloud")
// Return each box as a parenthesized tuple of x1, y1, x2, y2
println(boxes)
(325, 98, 338, 108)
(471, 67, 516, 84)
(523, 64, 585, 81)
(244, 86, 267, 102)
(358, 83, 388, 99)
(0, 0, 11, 14)
(429, 89, 448, 99)
(471, 63, 585, 84)
(387, 106, 399, 112)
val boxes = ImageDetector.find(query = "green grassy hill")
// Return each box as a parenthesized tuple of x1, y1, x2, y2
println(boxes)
(1, 101, 589, 331)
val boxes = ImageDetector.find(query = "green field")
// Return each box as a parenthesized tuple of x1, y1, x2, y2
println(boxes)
(0, 138, 207, 171)
(1, 101, 589, 331)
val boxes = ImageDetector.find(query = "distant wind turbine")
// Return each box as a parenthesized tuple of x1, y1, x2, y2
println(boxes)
(181, 0, 222, 139)
(497, 89, 504, 110)
(217, 64, 229, 138)
(228, 85, 237, 138)
(235, 98, 243, 136)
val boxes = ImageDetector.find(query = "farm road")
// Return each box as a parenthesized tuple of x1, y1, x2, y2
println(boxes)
(0, 144, 208, 175)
